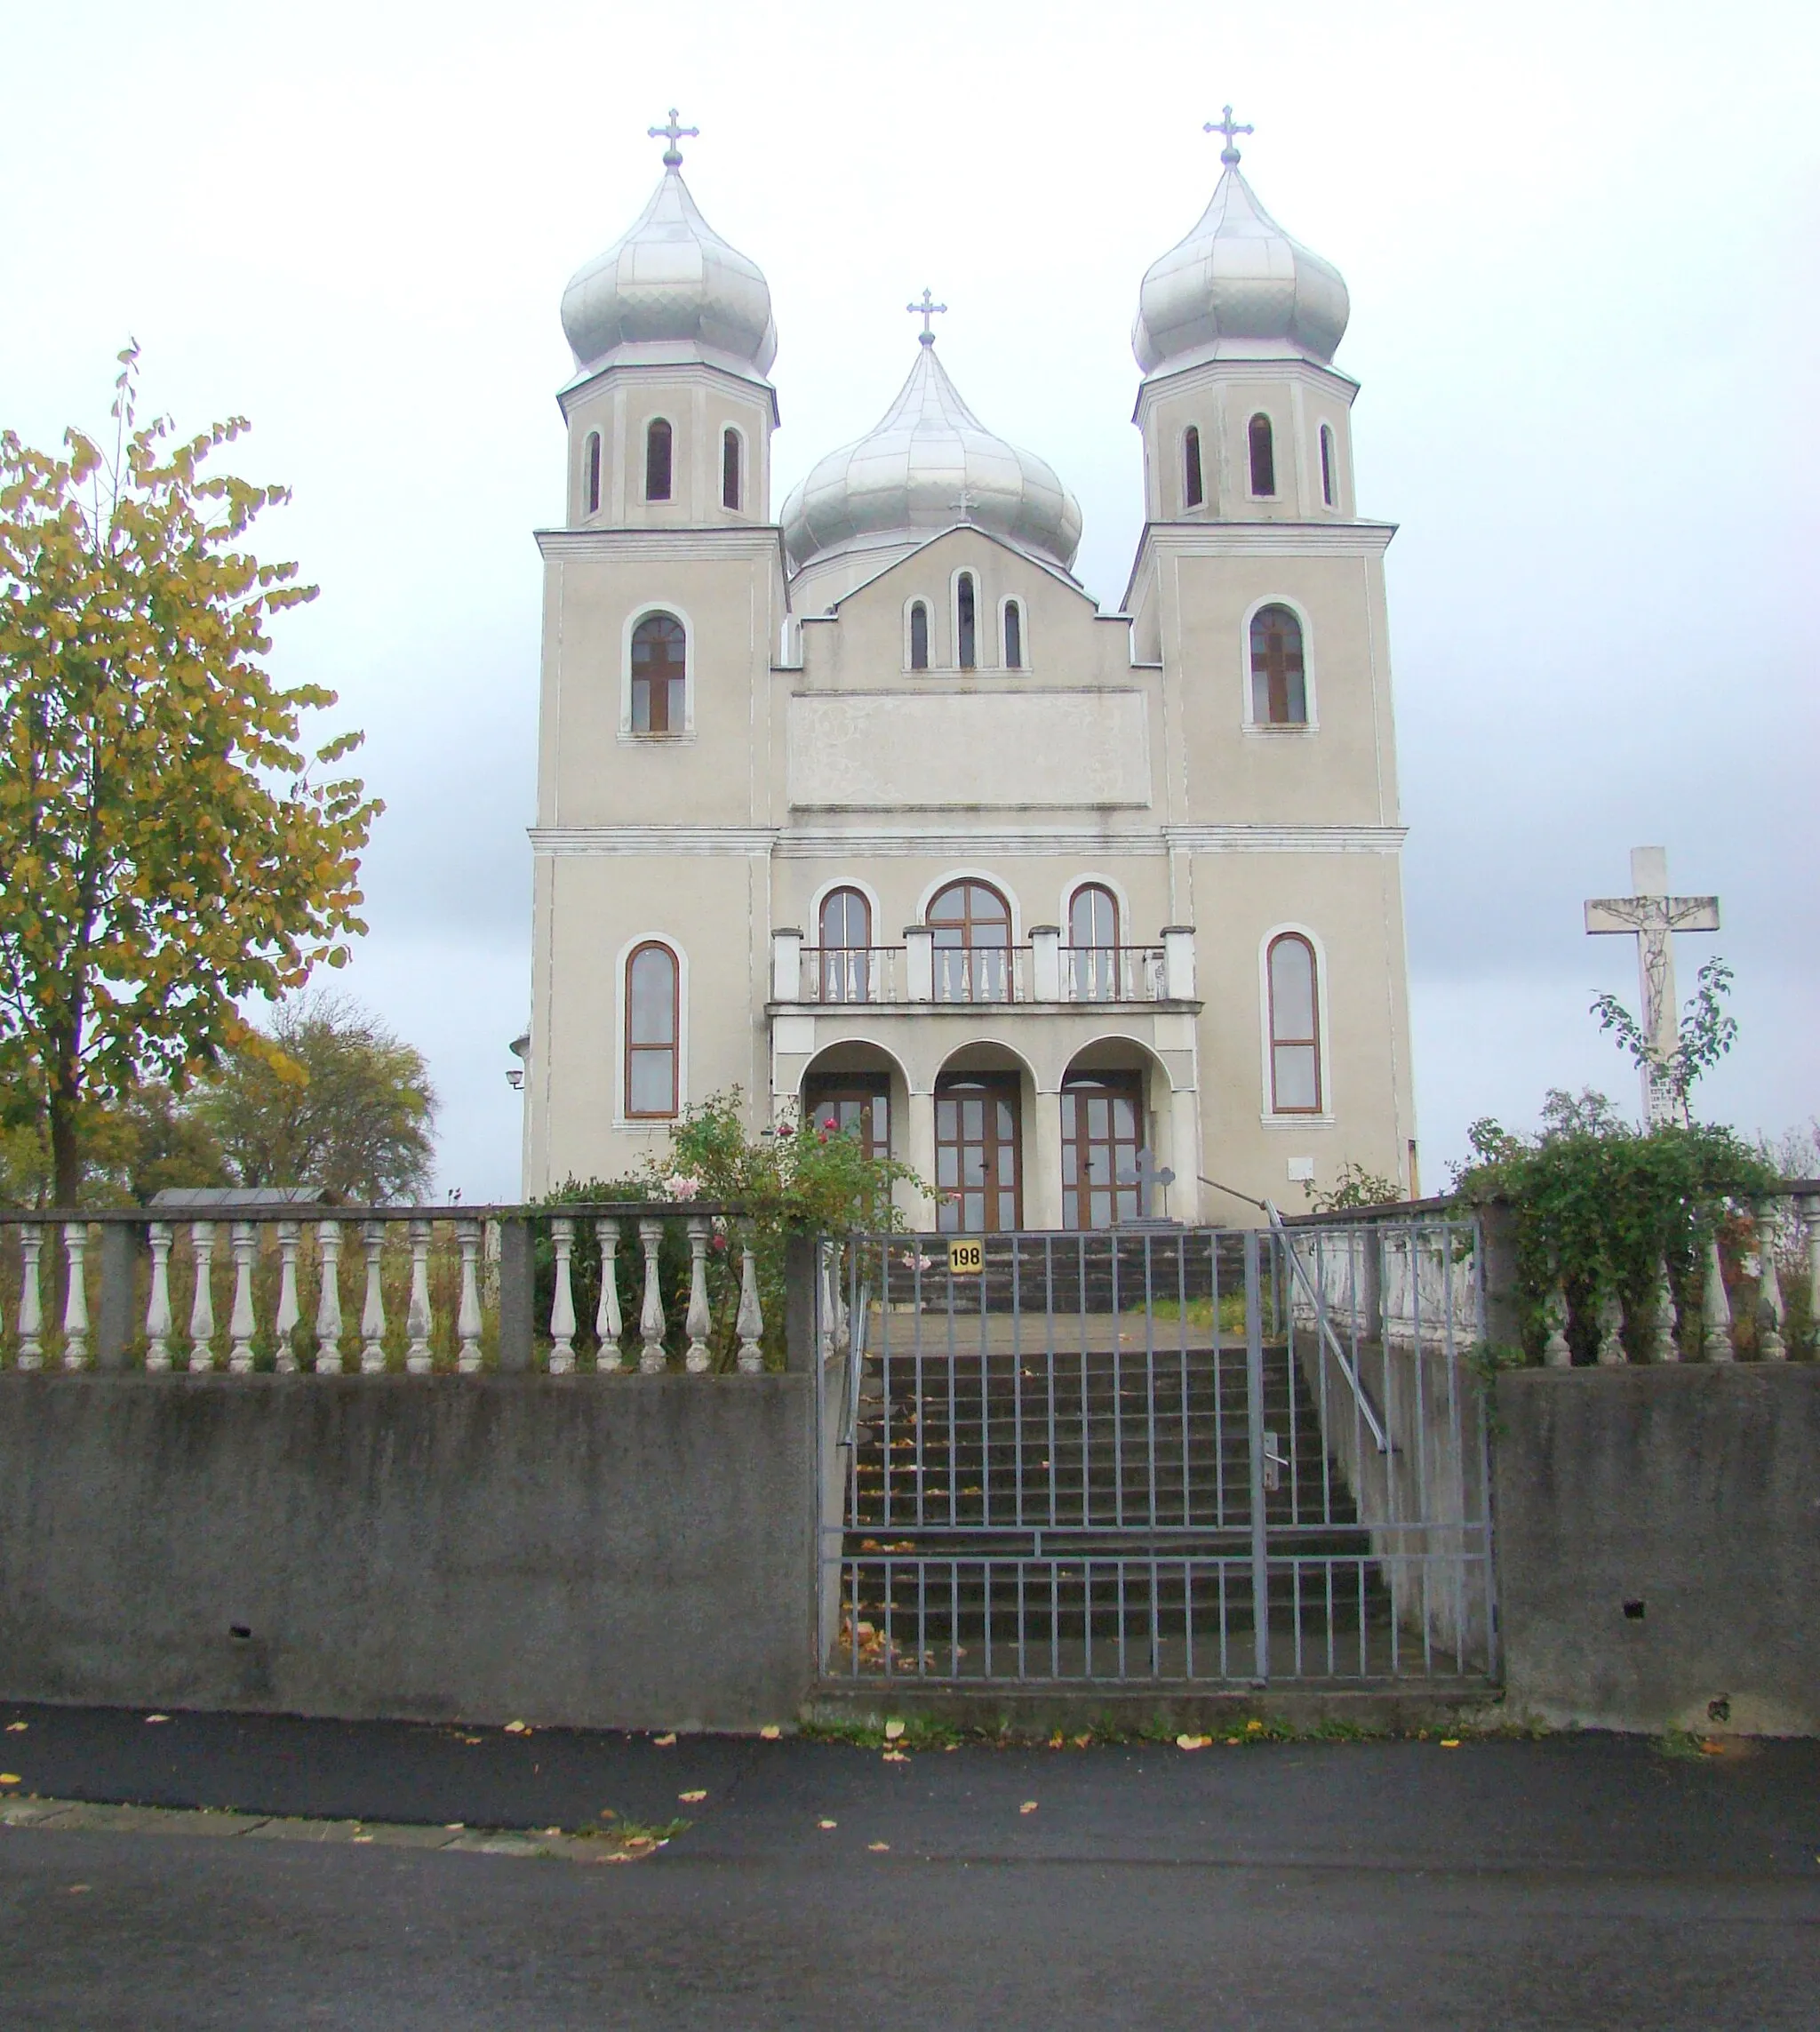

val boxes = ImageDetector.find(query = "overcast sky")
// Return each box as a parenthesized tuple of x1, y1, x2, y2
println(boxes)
(5, 0, 1816, 1196)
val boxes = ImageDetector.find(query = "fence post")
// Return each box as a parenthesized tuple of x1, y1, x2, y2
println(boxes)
(1476, 1199, 1522, 1356)
(499, 1217, 535, 1373)
(785, 1233, 818, 1374)
(95, 1220, 139, 1372)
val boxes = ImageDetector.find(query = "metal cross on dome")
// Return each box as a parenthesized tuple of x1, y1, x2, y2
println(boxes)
(908, 288, 948, 345)
(1204, 104, 1254, 165)
(649, 108, 698, 168)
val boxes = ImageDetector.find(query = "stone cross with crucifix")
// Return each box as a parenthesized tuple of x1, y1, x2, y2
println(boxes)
(1584, 846, 1720, 1127)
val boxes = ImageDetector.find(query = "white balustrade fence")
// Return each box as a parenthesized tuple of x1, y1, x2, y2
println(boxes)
(0, 1204, 769, 1378)
(1281, 1189, 1820, 1365)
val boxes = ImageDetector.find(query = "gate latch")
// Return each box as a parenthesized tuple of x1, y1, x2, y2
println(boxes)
(1263, 1429, 1288, 1493)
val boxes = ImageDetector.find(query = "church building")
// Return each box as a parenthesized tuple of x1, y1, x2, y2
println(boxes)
(520, 111, 1417, 1228)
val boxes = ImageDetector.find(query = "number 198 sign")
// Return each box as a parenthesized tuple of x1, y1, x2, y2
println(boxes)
(947, 1238, 984, 1275)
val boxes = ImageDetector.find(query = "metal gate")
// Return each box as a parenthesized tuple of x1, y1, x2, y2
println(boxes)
(816, 1217, 1497, 1686)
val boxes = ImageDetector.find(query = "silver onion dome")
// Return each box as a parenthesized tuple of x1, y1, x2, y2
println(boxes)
(561, 158, 777, 380)
(781, 335, 1082, 576)
(1133, 148, 1349, 375)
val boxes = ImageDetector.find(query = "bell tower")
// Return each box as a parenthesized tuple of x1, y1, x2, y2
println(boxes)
(556, 111, 779, 532)
(1122, 108, 1417, 1200)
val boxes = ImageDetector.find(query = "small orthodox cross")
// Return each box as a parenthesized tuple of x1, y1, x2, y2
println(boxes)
(1585, 847, 1720, 1127)
(908, 288, 947, 345)
(1204, 104, 1254, 165)
(1121, 1146, 1177, 1221)
(649, 108, 698, 169)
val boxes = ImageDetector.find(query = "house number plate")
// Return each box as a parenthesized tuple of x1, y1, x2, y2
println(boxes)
(947, 1239, 984, 1275)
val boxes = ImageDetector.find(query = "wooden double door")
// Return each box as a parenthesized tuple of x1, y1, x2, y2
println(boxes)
(935, 1076, 1021, 1234)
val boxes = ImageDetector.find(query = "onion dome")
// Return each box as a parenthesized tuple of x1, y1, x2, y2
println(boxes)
(561, 114, 777, 381)
(781, 313, 1082, 577)
(1133, 114, 1348, 375)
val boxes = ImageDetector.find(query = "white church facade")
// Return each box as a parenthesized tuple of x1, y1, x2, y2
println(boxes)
(520, 110, 1417, 1229)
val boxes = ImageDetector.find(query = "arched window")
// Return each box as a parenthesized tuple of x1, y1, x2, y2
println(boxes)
(1319, 423, 1336, 508)
(585, 432, 602, 516)
(1248, 412, 1275, 498)
(626, 942, 680, 1117)
(630, 612, 687, 733)
(956, 572, 978, 669)
(908, 601, 930, 671)
(1267, 934, 1321, 1114)
(1067, 884, 1120, 1001)
(928, 879, 1011, 1003)
(1249, 604, 1306, 725)
(645, 418, 673, 502)
(722, 428, 741, 511)
(818, 887, 872, 1004)
(1183, 425, 1204, 509)
(1002, 600, 1023, 670)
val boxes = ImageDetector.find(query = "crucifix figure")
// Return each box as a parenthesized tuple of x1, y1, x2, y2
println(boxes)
(1119, 1146, 1177, 1222)
(1204, 104, 1254, 166)
(1585, 847, 1720, 1127)
(649, 108, 698, 169)
(907, 288, 947, 345)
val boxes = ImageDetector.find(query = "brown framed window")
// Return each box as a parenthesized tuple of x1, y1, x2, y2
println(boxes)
(722, 428, 741, 511)
(1248, 412, 1275, 497)
(1067, 884, 1120, 1001)
(956, 572, 977, 669)
(645, 418, 673, 501)
(929, 879, 1011, 1003)
(818, 887, 872, 1003)
(1184, 425, 1203, 509)
(630, 612, 687, 734)
(1267, 933, 1321, 1114)
(909, 601, 930, 670)
(1249, 604, 1306, 725)
(805, 1077, 890, 1162)
(935, 1074, 1021, 1234)
(1002, 599, 1023, 669)
(585, 432, 602, 515)
(1060, 1071, 1143, 1229)
(1320, 423, 1336, 508)
(626, 941, 680, 1117)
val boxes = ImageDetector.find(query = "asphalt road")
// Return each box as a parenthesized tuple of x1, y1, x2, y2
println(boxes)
(1, 1702, 1816, 2030)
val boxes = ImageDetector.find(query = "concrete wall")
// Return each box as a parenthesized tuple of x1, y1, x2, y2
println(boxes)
(0, 1374, 815, 1733)
(1494, 1367, 1820, 1735)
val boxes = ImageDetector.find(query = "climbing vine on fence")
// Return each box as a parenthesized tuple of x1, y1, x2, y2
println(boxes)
(536, 1089, 927, 1369)
(1449, 1088, 1782, 1362)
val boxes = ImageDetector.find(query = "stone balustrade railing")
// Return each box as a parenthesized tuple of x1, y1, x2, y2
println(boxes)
(1281, 1187, 1820, 1364)
(0, 1203, 768, 1377)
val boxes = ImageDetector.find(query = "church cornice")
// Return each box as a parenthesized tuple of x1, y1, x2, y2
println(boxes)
(528, 822, 1407, 858)
(1120, 517, 1396, 615)
(557, 353, 780, 428)
(534, 525, 791, 577)
(1130, 353, 1361, 428)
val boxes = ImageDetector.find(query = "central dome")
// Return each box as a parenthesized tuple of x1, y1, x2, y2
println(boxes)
(781, 339, 1082, 577)
(561, 164, 777, 380)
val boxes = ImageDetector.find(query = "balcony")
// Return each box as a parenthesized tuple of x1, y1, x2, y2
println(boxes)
(770, 926, 1195, 1008)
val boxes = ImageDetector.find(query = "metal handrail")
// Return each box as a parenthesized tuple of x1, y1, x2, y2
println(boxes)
(1266, 1198, 1392, 1455)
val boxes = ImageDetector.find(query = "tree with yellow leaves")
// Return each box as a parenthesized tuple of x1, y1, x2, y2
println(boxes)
(0, 347, 381, 1206)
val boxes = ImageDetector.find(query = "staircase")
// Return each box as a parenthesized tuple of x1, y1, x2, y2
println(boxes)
(835, 1334, 1397, 1681)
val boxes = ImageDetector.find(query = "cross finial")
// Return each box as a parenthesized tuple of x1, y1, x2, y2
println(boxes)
(1204, 103, 1254, 167)
(649, 108, 698, 170)
(907, 287, 947, 346)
